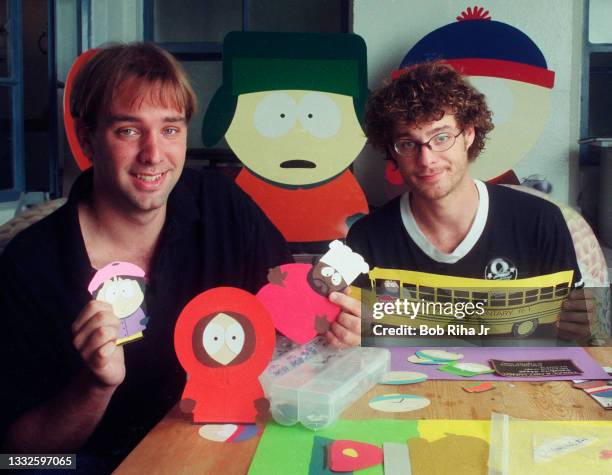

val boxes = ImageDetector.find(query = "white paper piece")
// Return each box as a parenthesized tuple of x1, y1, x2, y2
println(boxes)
(532, 435, 596, 462)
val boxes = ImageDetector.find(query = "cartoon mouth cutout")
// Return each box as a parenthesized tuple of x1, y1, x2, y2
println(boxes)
(280, 160, 316, 169)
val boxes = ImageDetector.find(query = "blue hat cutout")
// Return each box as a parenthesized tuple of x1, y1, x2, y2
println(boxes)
(400, 6, 548, 70)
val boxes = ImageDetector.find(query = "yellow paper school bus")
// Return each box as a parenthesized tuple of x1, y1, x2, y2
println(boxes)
(366, 268, 574, 337)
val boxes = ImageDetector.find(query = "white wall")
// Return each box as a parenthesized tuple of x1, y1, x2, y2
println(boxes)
(353, 0, 583, 206)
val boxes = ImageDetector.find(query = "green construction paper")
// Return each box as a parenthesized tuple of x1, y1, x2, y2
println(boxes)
(248, 419, 419, 475)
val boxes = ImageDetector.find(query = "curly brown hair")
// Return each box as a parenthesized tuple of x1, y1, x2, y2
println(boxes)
(365, 61, 493, 161)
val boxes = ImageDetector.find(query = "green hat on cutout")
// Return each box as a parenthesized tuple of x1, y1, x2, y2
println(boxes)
(202, 31, 369, 147)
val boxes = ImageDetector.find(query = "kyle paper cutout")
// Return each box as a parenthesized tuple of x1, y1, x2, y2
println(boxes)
(174, 287, 275, 423)
(88, 261, 148, 345)
(202, 32, 369, 244)
(257, 240, 368, 344)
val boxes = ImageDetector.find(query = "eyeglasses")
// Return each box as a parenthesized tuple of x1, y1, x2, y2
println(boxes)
(392, 129, 464, 157)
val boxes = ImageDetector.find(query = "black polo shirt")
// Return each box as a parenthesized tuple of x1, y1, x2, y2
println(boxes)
(0, 168, 291, 468)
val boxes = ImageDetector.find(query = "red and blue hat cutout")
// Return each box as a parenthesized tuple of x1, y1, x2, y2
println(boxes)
(393, 6, 555, 89)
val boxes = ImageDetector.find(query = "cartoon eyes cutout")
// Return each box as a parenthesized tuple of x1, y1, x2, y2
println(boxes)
(202, 318, 246, 359)
(99, 279, 135, 303)
(321, 266, 342, 286)
(254, 92, 341, 139)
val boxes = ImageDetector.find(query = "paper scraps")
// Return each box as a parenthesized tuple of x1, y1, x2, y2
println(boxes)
(417, 349, 464, 362)
(368, 394, 430, 413)
(383, 442, 412, 475)
(599, 449, 612, 460)
(463, 382, 495, 393)
(532, 435, 596, 462)
(439, 362, 495, 378)
(489, 359, 583, 377)
(407, 349, 464, 365)
(379, 371, 428, 385)
(198, 423, 260, 443)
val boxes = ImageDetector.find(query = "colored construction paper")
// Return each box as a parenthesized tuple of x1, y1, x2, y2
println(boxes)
(248, 420, 419, 475)
(328, 440, 383, 472)
(463, 382, 495, 393)
(390, 346, 609, 381)
(382, 442, 412, 475)
(250, 419, 612, 475)
(309, 436, 336, 475)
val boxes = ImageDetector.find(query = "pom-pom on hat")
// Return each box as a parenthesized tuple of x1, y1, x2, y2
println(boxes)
(393, 6, 555, 89)
(319, 240, 369, 285)
(88, 261, 146, 294)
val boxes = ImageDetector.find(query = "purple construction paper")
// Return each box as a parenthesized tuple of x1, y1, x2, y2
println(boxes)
(388, 346, 610, 381)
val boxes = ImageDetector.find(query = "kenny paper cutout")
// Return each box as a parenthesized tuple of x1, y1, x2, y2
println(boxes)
(174, 287, 275, 424)
(201, 32, 369, 244)
(88, 261, 148, 345)
(257, 240, 369, 344)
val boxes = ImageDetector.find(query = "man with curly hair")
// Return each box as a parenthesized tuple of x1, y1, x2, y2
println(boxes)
(347, 62, 591, 341)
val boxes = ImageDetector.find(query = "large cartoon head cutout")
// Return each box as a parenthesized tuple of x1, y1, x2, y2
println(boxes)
(202, 32, 370, 243)
(396, 6, 555, 183)
(63, 48, 100, 171)
(174, 287, 275, 382)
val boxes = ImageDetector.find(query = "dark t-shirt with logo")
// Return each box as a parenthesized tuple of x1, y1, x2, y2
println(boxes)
(347, 183, 582, 286)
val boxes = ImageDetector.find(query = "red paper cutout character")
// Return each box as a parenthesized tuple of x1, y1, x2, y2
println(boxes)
(174, 287, 275, 423)
(257, 240, 369, 344)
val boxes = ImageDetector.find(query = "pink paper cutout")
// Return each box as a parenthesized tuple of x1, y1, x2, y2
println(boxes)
(257, 263, 340, 344)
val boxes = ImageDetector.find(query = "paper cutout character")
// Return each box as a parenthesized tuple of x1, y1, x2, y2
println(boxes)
(64, 48, 101, 171)
(88, 261, 148, 345)
(328, 440, 383, 472)
(202, 32, 369, 244)
(257, 240, 369, 344)
(386, 6, 555, 196)
(174, 287, 275, 424)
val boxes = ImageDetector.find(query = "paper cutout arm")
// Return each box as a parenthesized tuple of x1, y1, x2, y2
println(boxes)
(254, 397, 271, 425)
(179, 398, 196, 414)
(315, 315, 331, 334)
(267, 266, 288, 287)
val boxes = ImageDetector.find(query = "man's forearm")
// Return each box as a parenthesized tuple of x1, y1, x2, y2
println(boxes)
(3, 370, 118, 453)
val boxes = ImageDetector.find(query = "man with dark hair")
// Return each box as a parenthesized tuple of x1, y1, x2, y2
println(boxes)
(0, 42, 361, 470)
(347, 61, 591, 341)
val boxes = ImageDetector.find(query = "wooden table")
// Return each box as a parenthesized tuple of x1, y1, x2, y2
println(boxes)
(115, 347, 612, 474)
